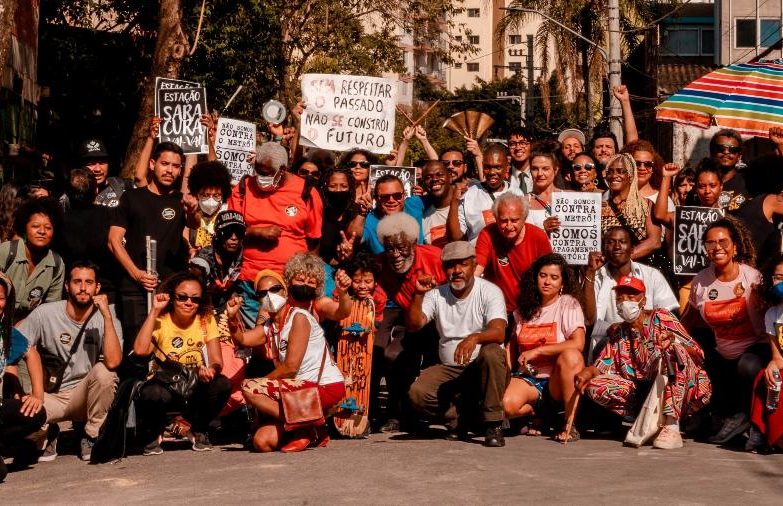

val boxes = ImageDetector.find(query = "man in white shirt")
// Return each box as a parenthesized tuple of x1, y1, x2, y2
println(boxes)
(420, 160, 455, 248)
(447, 144, 523, 245)
(406, 241, 509, 447)
(583, 226, 678, 360)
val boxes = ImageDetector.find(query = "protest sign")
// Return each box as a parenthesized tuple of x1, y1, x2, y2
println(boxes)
(369, 165, 416, 197)
(548, 191, 601, 265)
(154, 77, 199, 115)
(215, 117, 256, 185)
(157, 86, 209, 154)
(299, 73, 397, 154)
(673, 206, 725, 275)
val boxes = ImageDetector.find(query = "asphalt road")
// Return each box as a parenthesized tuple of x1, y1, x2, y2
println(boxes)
(2, 430, 782, 504)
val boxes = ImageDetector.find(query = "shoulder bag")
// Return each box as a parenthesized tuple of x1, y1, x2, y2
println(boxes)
(38, 308, 98, 393)
(149, 318, 208, 399)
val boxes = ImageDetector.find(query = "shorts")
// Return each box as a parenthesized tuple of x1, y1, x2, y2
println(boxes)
(242, 377, 346, 412)
(511, 371, 549, 406)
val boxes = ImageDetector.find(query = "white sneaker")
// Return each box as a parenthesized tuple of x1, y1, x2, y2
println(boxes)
(653, 426, 684, 450)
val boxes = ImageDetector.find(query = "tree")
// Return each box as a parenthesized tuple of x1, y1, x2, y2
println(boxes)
(0, 0, 18, 71)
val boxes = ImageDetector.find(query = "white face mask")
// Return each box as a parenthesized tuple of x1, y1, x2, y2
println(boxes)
(260, 292, 287, 313)
(199, 197, 221, 216)
(617, 300, 642, 323)
(256, 167, 282, 192)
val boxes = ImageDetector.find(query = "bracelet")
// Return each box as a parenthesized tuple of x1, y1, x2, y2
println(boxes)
(584, 275, 595, 284)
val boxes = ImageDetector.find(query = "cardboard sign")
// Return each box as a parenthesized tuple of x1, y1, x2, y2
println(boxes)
(673, 206, 724, 275)
(548, 192, 601, 265)
(215, 117, 256, 185)
(156, 86, 209, 154)
(299, 73, 397, 154)
(369, 165, 415, 197)
(154, 77, 199, 116)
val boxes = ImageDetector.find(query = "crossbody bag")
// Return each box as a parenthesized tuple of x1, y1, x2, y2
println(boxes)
(38, 308, 98, 393)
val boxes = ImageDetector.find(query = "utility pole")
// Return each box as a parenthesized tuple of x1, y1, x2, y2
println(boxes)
(608, 0, 623, 146)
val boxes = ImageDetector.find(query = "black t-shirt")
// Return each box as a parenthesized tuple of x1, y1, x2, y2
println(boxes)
(111, 187, 187, 290)
(719, 170, 749, 211)
(320, 207, 358, 265)
(61, 204, 121, 297)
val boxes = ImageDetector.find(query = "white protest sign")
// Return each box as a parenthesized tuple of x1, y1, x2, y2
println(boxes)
(215, 118, 257, 185)
(299, 73, 397, 154)
(548, 191, 602, 265)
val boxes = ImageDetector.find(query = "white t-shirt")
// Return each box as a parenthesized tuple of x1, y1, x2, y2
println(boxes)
(275, 308, 344, 385)
(422, 205, 449, 247)
(593, 261, 679, 324)
(421, 277, 508, 366)
(458, 182, 524, 244)
(646, 192, 675, 213)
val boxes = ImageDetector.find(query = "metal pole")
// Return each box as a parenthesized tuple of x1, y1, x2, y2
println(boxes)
(607, 0, 623, 145)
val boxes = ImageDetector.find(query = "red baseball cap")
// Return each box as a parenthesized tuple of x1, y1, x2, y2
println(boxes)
(612, 275, 646, 294)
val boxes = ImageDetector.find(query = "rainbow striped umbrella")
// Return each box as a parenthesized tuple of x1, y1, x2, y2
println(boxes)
(656, 59, 783, 137)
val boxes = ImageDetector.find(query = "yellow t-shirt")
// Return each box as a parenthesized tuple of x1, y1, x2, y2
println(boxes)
(152, 313, 219, 367)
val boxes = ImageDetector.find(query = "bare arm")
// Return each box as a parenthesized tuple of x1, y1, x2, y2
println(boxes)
(94, 296, 122, 370)
(134, 116, 160, 188)
(653, 175, 674, 227)
(265, 313, 310, 380)
(133, 305, 161, 357)
(406, 292, 430, 332)
(613, 85, 638, 145)
(446, 191, 466, 242)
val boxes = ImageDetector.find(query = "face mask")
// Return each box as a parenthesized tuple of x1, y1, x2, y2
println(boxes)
(773, 281, 783, 300)
(326, 190, 351, 209)
(260, 292, 287, 313)
(617, 300, 642, 323)
(289, 284, 317, 302)
(256, 167, 282, 192)
(199, 197, 221, 216)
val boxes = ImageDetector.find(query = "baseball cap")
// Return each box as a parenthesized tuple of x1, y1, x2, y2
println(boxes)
(612, 275, 646, 294)
(441, 241, 475, 263)
(557, 128, 586, 147)
(215, 210, 246, 236)
(79, 138, 109, 160)
(189, 257, 211, 277)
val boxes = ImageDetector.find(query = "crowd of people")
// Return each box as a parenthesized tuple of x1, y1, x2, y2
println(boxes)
(3, 85, 783, 482)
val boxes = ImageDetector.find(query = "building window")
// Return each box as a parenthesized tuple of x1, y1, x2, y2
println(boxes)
(467, 63, 479, 72)
(508, 62, 522, 72)
(761, 19, 782, 47)
(509, 34, 523, 45)
(455, 63, 463, 69)
(662, 26, 715, 56)
(468, 35, 480, 45)
(701, 28, 715, 55)
(467, 8, 480, 17)
(736, 19, 756, 48)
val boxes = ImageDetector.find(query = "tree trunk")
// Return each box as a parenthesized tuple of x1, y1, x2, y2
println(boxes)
(0, 0, 19, 71)
(121, 0, 188, 179)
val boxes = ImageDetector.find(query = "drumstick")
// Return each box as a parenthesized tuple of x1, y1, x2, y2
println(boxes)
(563, 391, 581, 445)
(396, 105, 415, 125)
(412, 99, 441, 126)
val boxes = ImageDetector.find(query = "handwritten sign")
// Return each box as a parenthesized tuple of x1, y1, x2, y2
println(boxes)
(369, 165, 416, 197)
(548, 191, 601, 265)
(674, 206, 724, 275)
(157, 86, 209, 154)
(299, 73, 397, 154)
(215, 117, 256, 185)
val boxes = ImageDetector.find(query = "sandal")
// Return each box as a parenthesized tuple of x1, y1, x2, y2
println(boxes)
(554, 425, 580, 443)
(525, 418, 544, 436)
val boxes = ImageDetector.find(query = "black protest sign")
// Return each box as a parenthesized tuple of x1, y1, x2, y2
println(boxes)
(154, 77, 199, 116)
(673, 206, 725, 275)
(369, 165, 416, 197)
(157, 86, 209, 154)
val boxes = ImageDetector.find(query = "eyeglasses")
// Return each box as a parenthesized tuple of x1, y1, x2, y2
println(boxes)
(572, 163, 596, 171)
(713, 144, 742, 154)
(703, 238, 732, 251)
(508, 140, 530, 148)
(256, 285, 284, 298)
(174, 293, 202, 304)
(378, 192, 404, 202)
(440, 159, 464, 167)
(635, 160, 654, 169)
(346, 160, 371, 169)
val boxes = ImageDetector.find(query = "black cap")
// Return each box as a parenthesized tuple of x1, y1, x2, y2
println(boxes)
(215, 210, 246, 236)
(79, 139, 109, 161)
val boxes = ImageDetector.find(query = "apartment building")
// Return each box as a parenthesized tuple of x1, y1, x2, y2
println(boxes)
(717, 0, 783, 64)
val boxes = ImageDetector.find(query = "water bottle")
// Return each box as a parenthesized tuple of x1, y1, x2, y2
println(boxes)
(767, 368, 782, 411)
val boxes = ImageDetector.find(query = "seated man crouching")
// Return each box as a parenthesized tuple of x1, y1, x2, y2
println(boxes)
(406, 241, 509, 447)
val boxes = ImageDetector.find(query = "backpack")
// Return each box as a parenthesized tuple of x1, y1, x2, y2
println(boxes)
(90, 378, 144, 463)
(2, 239, 63, 278)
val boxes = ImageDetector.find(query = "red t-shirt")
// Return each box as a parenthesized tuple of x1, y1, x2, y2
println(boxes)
(475, 223, 552, 312)
(228, 175, 323, 279)
(377, 244, 446, 311)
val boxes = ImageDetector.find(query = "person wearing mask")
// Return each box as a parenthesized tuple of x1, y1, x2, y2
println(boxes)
(575, 276, 711, 449)
(319, 167, 364, 266)
(0, 197, 64, 322)
(683, 217, 767, 444)
(557, 129, 585, 162)
(362, 174, 425, 255)
(420, 160, 455, 248)
(77, 138, 132, 208)
(448, 144, 523, 244)
(185, 161, 232, 254)
(407, 241, 509, 447)
(227, 142, 322, 327)
(231, 254, 346, 453)
(526, 150, 564, 234)
(507, 127, 534, 194)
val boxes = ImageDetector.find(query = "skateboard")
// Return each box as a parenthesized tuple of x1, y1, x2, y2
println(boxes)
(333, 297, 375, 438)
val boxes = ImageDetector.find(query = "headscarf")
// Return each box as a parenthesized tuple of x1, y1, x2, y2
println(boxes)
(254, 269, 286, 292)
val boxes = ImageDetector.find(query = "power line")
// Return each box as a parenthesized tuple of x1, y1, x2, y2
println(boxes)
(619, 0, 697, 33)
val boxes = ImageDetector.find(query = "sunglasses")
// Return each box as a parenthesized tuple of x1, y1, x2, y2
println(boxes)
(440, 159, 464, 167)
(635, 160, 654, 169)
(713, 144, 742, 154)
(346, 160, 371, 169)
(174, 293, 202, 304)
(704, 238, 732, 251)
(257, 285, 284, 298)
(378, 192, 404, 202)
(298, 169, 320, 179)
(572, 163, 596, 171)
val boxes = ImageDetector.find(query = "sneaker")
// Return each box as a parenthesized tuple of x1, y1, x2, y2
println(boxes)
(708, 412, 750, 444)
(191, 432, 213, 452)
(483, 425, 505, 447)
(653, 426, 684, 450)
(745, 426, 765, 453)
(38, 425, 60, 463)
(79, 437, 96, 461)
(143, 438, 163, 456)
(380, 418, 400, 434)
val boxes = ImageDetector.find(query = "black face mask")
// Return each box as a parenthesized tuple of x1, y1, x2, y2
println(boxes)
(325, 190, 351, 209)
(289, 284, 317, 302)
